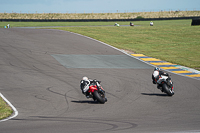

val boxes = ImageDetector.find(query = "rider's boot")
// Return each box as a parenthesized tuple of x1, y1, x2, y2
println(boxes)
(157, 85, 163, 92)
(105, 98, 107, 102)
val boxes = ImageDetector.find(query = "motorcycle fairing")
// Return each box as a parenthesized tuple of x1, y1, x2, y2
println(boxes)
(88, 85, 98, 93)
(88, 85, 104, 93)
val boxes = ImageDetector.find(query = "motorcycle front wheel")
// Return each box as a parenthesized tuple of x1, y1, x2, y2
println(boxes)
(93, 91, 106, 104)
(162, 83, 174, 96)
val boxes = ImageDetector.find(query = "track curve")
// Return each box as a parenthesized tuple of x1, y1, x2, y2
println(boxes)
(0, 28, 200, 133)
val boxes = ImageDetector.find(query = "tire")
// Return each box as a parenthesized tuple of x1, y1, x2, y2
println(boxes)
(162, 83, 174, 96)
(93, 91, 105, 104)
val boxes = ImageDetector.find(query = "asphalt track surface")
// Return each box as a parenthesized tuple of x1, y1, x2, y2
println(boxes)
(0, 28, 200, 133)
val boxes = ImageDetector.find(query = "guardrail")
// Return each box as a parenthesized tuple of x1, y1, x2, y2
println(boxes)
(0, 16, 200, 22)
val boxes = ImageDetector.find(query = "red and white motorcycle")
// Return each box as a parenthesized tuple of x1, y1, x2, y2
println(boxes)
(81, 79, 107, 104)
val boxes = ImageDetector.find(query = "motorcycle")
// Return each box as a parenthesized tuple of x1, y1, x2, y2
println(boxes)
(114, 23, 120, 27)
(130, 22, 134, 26)
(83, 80, 107, 104)
(156, 75, 174, 96)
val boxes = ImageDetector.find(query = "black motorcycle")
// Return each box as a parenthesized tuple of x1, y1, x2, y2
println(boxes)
(156, 75, 174, 96)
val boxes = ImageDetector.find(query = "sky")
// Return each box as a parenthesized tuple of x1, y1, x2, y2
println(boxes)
(0, 0, 200, 13)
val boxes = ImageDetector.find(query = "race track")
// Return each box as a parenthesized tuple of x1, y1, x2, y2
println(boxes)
(0, 28, 200, 133)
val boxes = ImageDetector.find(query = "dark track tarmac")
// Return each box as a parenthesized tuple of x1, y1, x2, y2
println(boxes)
(0, 28, 200, 133)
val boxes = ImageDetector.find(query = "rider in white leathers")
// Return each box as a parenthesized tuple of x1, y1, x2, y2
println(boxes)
(152, 67, 169, 84)
(80, 76, 101, 98)
(80, 77, 91, 97)
(80, 76, 107, 102)
(152, 67, 169, 91)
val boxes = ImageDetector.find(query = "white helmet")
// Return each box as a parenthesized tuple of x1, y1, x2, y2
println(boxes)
(82, 76, 88, 81)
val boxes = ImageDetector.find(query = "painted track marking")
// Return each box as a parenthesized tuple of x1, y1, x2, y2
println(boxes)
(131, 54, 200, 80)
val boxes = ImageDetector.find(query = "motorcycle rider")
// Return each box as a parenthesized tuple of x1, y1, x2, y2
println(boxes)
(80, 76, 102, 98)
(152, 67, 169, 84)
(80, 76, 91, 98)
(130, 22, 134, 26)
(80, 76, 107, 102)
(152, 67, 175, 96)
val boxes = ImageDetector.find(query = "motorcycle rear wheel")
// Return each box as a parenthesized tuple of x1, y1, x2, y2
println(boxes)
(93, 91, 105, 104)
(162, 83, 174, 96)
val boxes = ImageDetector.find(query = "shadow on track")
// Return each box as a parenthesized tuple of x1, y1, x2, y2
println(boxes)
(71, 100, 100, 104)
(141, 93, 169, 97)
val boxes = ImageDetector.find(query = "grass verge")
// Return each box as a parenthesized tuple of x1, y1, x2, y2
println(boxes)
(0, 96, 13, 120)
(0, 21, 122, 27)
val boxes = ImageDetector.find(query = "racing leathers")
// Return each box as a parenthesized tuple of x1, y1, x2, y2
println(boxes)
(152, 70, 169, 84)
(80, 78, 98, 98)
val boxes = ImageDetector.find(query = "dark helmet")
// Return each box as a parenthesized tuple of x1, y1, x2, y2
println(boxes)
(154, 67, 160, 71)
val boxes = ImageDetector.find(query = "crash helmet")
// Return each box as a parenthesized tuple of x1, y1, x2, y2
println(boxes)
(82, 76, 88, 81)
(154, 67, 160, 71)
